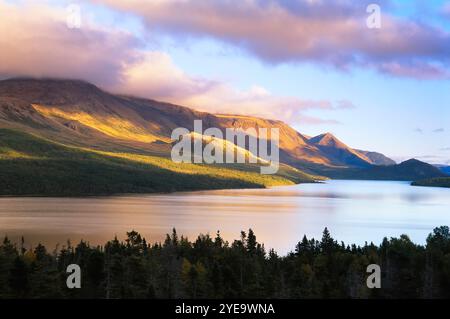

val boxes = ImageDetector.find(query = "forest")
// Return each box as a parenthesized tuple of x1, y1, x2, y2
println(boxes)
(0, 226, 449, 299)
(412, 177, 450, 188)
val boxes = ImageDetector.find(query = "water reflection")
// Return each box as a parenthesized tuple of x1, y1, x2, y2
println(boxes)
(0, 180, 449, 254)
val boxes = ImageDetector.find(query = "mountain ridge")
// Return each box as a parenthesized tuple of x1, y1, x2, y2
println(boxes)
(308, 132, 373, 167)
(0, 78, 445, 191)
(8, 78, 449, 184)
(0, 78, 394, 171)
(327, 158, 448, 181)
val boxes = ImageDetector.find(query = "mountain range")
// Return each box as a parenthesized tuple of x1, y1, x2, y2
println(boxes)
(0, 78, 447, 195)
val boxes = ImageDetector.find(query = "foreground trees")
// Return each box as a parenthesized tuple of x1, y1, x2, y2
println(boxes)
(0, 227, 449, 299)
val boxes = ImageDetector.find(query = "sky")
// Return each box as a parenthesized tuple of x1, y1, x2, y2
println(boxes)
(0, 0, 449, 164)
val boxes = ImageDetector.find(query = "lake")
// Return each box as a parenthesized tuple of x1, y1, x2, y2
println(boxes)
(0, 180, 449, 254)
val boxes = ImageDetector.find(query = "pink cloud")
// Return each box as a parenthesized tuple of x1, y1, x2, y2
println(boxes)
(0, 1, 352, 126)
(0, 1, 141, 86)
(97, 0, 450, 79)
(378, 61, 450, 80)
(115, 52, 345, 124)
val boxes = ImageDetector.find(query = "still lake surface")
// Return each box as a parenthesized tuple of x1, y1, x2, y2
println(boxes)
(0, 180, 449, 254)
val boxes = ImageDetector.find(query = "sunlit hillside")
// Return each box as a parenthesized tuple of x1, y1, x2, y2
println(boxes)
(32, 104, 167, 143)
(1, 78, 441, 190)
(0, 128, 318, 196)
(0, 79, 391, 171)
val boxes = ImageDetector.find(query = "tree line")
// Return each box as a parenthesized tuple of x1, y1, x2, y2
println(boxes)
(0, 226, 449, 298)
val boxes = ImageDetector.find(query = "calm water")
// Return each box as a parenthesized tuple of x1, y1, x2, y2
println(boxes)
(0, 180, 449, 254)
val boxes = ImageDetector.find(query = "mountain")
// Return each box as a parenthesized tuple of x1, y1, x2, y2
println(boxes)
(0, 78, 392, 169)
(338, 159, 448, 181)
(1, 128, 321, 195)
(308, 133, 372, 167)
(0, 78, 426, 192)
(0, 78, 325, 195)
(0, 79, 314, 159)
(355, 150, 396, 166)
(306, 133, 396, 167)
(434, 165, 450, 175)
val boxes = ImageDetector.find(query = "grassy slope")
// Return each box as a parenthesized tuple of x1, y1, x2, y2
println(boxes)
(412, 178, 450, 188)
(0, 129, 316, 196)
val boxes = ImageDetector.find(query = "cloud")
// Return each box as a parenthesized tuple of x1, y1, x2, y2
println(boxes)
(97, 0, 450, 79)
(0, 1, 140, 86)
(114, 52, 346, 124)
(336, 100, 356, 109)
(441, 147, 450, 151)
(414, 128, 447, 134)
(0, 1, 350, 126)
(378, 62, 450, 80)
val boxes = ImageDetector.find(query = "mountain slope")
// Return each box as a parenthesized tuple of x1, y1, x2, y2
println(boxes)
(434, 165, 450, 175)
(0, 128, 315, 195)
(212, 114, 336, 166)
(0, 78, 409, 186)
(309, 133, 372, 167)
(0, 79, 384, 169)
(336, 159, 448, 181)
(355, 150, 396, 166)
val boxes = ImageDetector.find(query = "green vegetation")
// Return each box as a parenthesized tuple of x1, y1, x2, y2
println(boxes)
(412, 177, 450, 188)
(1, 226, 449, 298)
(0, 129, 315, 196)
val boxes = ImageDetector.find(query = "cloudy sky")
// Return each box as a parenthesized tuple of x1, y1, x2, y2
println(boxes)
(1, 0, 449, 163)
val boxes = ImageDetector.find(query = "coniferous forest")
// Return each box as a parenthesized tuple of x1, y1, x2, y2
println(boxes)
(0, 227, 449, 299)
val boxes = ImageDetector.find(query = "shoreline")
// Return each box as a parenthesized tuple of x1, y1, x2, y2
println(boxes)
(0, 180, 326, 199)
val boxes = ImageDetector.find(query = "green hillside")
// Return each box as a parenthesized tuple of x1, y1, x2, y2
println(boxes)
(0, 129, 316, 196)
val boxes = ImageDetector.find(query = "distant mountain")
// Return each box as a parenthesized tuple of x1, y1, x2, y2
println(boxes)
(309, 133, 372, 167)
(434, 165, 450, 175)
(342, 159, 448, 181)
(355, 150, 396, 166)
